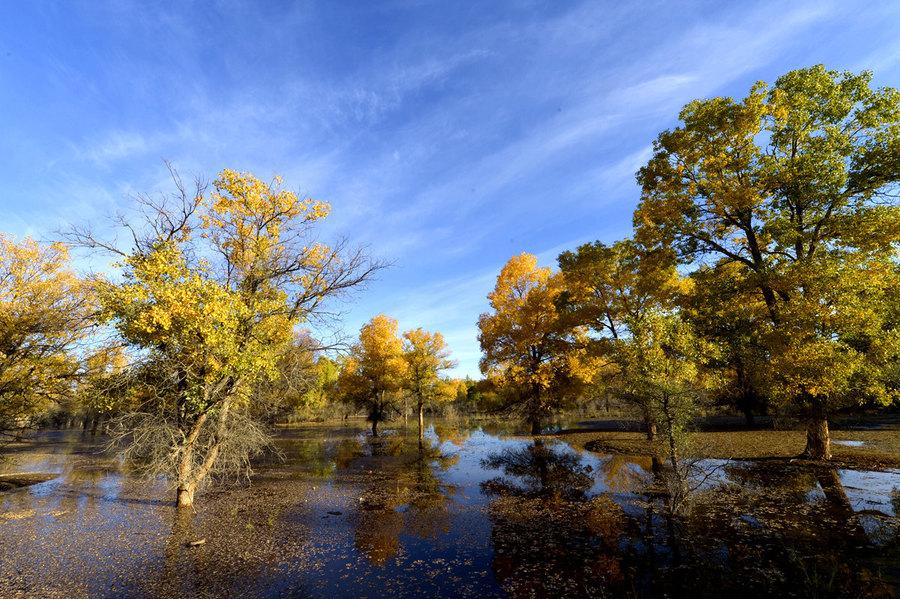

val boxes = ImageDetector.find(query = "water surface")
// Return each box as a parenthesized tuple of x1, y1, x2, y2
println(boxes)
(2, 423, 898, 597)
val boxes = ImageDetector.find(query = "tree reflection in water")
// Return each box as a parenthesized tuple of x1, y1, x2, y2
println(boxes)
(432, 422, 472, 449)
(479, 440, 900, 598)
(352, 435, 457, 566)
(5, 428, 898, 597)
(671, 461, 899, 597)
(480, 440, 637, 597)
(480, 439, 593, 499)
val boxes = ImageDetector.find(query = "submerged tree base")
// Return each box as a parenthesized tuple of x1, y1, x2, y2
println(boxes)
(176, 485, 195, 508)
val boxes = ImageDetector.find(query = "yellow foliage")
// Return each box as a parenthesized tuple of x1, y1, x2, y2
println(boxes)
(337, 315, 409, 428)
(478, 253, 596, 427)
(0, 236, 91, 427)
(99, 169, 344, 418)
(403, 327, 456, 408)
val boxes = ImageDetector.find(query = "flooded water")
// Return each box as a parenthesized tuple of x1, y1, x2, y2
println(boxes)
(2, 422, 899, 598)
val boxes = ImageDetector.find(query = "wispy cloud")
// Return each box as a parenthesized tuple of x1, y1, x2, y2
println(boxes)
(75, 130, 155, 166)
(4, 0, 888, 377)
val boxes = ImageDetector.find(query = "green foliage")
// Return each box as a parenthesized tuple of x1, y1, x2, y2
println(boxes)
(253, 335, 338, 423)
(634, 65, 900, 457)
(682, 263, 769, 421)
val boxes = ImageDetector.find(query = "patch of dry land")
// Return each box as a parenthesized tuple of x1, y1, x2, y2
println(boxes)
(558, 425, 900, 470)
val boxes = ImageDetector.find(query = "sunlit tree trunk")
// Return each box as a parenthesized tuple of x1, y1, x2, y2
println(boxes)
(176, 484, 196, 508)
(174, 394, 233, 508)
(417, 399, 425, 449)
(175, 411, 207, 508)
(803, 415, 831, 460)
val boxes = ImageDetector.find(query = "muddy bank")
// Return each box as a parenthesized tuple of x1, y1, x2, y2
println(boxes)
(0, 473, 57, 492)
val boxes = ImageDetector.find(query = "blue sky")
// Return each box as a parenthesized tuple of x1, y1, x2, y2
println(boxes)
(2, 1, 899, 377)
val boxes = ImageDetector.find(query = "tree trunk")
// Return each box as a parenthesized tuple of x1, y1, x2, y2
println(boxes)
(743, 408, 755, 427)
(176, 484, 195, 508)
(371, 418, 378, 437)
(174, 411, 210, 508)
(417, 401, 425, 448)
(529, 386, 542, 435)
(803, 415, 831, 459)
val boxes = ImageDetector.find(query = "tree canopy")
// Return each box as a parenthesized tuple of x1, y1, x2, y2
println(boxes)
(478, 253, 596, 434)
(403, 327, 456, 444)
(337, 314, 409, 437)
(71, 167, 379, 506)
(634, 65, 900, 458)
(0, 236, 93, 438)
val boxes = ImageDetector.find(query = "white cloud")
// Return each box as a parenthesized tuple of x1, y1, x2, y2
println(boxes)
(76, 130, 153, 166)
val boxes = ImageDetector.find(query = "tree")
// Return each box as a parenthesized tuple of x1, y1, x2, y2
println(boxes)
(337, 314, 409, 437)
(635, 65, 900, 459)
(70, 167, 380, 506)
(478, 253, 596, 434)
(77, 343, 132, 435)
(451, 376, 487, 415)
(558, 239, 685, 440)
(402, 327, 456, 446)
(306, 355, 340, 417)
(0, 236, 92, 441)
(557, 242, 712, 507)
(614, 312, 712, 506)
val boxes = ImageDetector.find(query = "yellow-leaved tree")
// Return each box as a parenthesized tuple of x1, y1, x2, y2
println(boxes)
(402, 327, 456, 446)
(68, 166, 380, 506)
(0, 236, 92, 441)
(557, 239, 691, 441)
(336, 314, 409, 437)
(77, 343, 131, 435)
(478, 253, 596, 434)
(635, 65, 900, 459)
